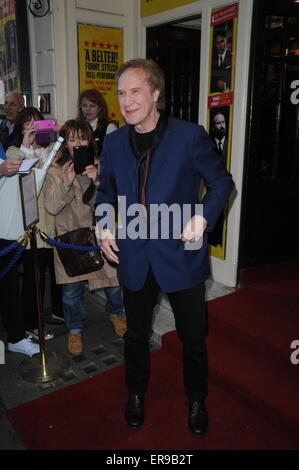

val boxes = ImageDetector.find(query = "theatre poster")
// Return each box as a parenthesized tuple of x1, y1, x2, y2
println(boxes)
(0, 0, 20, 95)
(207, 4, 239, 260)
(78, 24, 124, 127)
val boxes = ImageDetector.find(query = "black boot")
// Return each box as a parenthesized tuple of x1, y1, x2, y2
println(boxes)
(188, 400, 209, 437)
(125, 393, 144, 428)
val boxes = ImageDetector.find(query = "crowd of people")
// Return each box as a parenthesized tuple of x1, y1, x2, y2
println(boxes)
(0, 58, 233, 437)
(0, 89, 126, 358)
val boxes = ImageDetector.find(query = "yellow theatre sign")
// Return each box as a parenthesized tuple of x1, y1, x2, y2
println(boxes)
(140, 0, 199, 17)
(78, 24, 124, 127)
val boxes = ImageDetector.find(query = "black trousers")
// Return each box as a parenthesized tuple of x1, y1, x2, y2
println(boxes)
(22, 248, 62, 330)
(123, 267, 208, 402)
(0, 239, 25, 343)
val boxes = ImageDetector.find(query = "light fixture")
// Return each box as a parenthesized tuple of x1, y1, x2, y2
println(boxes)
(27, 0, 50, 17)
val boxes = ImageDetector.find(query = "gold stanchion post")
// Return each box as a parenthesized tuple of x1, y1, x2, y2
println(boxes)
(19, 226, 70, 383)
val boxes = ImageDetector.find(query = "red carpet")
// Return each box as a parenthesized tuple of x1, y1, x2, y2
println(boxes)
(6, 278, 299, 450)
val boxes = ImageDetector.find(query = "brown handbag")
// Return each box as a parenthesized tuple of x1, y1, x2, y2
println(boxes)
(55, 227, 104, 277)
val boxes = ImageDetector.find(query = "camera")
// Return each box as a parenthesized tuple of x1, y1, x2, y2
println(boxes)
(34, 119, 57, 145)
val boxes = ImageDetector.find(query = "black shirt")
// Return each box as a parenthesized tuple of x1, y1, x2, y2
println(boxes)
(134, 128, 155, 160)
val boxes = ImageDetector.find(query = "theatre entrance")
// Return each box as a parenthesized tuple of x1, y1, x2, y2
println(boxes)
(146, 16, 201, 124)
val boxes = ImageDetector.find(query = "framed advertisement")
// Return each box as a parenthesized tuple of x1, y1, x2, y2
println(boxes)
(207, 3, 239, 260)
(77, 24, 124, 128)
(38, 93, 51, 114)
(19, 172, 39, 230)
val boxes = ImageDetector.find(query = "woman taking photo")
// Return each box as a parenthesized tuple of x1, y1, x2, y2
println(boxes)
(6, 107, 62, 341)
(44, 119, 124, 355)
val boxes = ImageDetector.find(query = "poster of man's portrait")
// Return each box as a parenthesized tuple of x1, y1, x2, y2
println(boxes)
(208, 4, 238, 258)
(209, 106, 230, 169)
(210, 21, 233, 94)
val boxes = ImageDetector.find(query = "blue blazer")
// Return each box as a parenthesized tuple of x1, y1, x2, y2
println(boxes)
(96, 116, 234, 292)
(0, 142, 6, 160)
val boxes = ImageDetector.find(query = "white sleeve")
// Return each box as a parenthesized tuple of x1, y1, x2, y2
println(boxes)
(19, 145, 35, 159)
(106, 123, 118, 135)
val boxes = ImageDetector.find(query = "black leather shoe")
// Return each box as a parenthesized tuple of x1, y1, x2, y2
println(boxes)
(125, 393, 144, 428)
(188, 400, 209, 437)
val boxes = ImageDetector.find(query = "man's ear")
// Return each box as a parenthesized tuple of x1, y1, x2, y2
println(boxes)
(153, 89, 160, 103)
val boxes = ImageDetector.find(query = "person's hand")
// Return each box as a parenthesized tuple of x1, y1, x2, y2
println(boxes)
(216, 79, 226, 92)
(0, 158, 22, 176)
(181, 215, 207, 243)
(22, 119, 36, 147)
(82, 164, 98, 184)
(62, 160, 75, 189)
(54, 119, 61, 130)
(98, 228, 119, 264)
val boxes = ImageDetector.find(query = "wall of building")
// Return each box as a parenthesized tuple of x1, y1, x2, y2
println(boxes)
(27, 0, 139, 122)
(27, 0, 254, 287)
(27, 5, 56, 116)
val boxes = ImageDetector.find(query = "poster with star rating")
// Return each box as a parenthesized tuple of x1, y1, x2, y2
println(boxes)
(78, 24, 124, 127)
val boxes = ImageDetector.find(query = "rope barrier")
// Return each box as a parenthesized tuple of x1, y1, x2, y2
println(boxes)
(0, 241, 20, 257)
(0, 228, 101, 278)
(0, 244, 25, 279)
(43, 236, 101, 251)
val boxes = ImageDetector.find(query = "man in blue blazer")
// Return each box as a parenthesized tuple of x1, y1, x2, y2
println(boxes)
(95, 59, 234, 437)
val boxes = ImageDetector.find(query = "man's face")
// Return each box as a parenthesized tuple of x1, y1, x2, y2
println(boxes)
(117, 68, 160, 133)
(215, 35, 227, 55)
(4, 93, 23, 122)
(213, 114, 226, 139)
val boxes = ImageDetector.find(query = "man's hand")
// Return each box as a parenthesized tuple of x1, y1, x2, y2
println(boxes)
(181, 215, 207, 243)
(0, 158, 21, 176)
(98, 228, 119, 264)
(216, 79, 226, 92)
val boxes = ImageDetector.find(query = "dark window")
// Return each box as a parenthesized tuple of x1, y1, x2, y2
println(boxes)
(239, 0, 299, 271)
